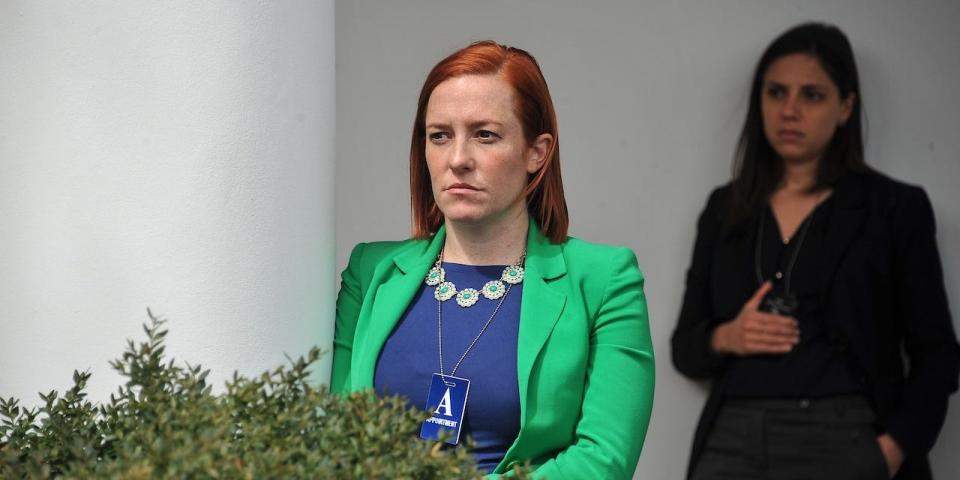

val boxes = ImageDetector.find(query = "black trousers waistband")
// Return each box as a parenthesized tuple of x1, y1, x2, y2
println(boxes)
(724, 394, 871, 412)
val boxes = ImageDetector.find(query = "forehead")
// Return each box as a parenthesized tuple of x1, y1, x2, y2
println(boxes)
(763, 53, 834, 87)
(425, 74, 518, 123)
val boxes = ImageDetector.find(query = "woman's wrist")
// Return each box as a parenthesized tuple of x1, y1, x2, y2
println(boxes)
(710, 324, 728, 354)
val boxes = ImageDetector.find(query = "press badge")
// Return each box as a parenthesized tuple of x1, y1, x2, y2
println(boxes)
(420, 373, 470, 445)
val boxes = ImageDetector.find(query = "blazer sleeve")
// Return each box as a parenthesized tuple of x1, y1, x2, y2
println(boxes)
(526, 247, 655, 480)
(330, 243, 367, 394)
(671, 187, 730, 379)
(878, 187, 960, 458)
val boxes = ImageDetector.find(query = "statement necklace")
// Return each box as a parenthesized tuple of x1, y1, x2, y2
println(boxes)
(424, 249, 526, 307)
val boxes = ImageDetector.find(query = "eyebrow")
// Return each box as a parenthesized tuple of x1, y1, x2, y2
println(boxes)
(764, 80, 828, 90)
(425, 120, 506, 130)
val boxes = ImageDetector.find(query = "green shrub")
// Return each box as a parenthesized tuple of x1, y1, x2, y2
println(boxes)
(0, 312, 530, 479)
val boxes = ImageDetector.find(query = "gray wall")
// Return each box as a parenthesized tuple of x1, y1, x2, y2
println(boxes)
(335, 1, 960, 478)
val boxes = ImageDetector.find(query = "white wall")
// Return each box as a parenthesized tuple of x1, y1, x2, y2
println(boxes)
(0, 2, 335, 403)
(334, 1, 960, 478)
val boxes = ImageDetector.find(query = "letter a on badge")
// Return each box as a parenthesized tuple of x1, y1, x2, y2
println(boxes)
(434, 387, 453, 417)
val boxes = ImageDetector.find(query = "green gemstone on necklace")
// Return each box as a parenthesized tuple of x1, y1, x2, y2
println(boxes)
(429, 250, 524, 305)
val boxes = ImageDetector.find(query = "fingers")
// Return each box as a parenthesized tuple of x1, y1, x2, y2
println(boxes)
(743, 339, 795, 353)
(744, 321, 798, 343)
(740, 311, 800, 354)
(744, 281, 773, 311)
(744, 312, 799, 334)
(726, 288, 801, 356)
(742, 330, 798, 353)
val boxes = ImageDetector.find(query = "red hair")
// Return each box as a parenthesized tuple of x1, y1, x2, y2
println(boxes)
(409, 40, 568, 243)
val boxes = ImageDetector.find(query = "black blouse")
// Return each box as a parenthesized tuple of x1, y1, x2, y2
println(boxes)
(724, 197, 865, 397)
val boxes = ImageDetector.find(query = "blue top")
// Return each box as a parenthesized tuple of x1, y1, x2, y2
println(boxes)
(374, 262, 522, 473)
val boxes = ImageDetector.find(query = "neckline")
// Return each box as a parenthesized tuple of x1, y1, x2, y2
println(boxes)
(768, 192, 833, 245)
(441, 261, 510, 269)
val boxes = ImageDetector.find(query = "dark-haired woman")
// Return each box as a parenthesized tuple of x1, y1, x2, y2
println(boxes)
(332, 41, 654, 478)
(672, 23, 959, 480)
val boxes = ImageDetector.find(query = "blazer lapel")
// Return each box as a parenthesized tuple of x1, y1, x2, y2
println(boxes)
(516, 220, 567, 425)
(353, 227, 445, 388)
(817, 172, 868, 305)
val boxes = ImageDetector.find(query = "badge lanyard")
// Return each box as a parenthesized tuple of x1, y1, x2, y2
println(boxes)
(420, 257, 522, 445)
(754, 193, 826, 315)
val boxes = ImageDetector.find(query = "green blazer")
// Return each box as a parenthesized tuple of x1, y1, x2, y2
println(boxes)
(331, 220, 655, 479)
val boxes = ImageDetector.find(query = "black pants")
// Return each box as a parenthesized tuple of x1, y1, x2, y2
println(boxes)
(691, 395, 889, 480)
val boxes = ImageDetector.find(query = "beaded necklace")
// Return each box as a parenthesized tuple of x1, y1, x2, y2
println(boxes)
(424, 249, 526, 307)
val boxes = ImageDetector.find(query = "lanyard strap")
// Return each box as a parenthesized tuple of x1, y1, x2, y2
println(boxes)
(755, 190, 828, 293)
(437, 281, 513, 379)
(754, 209, 815, 295)
(436, 251, 525, 379)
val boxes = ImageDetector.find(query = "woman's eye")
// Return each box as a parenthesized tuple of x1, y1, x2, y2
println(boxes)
(428, 132, 450, 143)
(476, 130, 500, 142)
(802, 89, 825, 101)
(766, 86, 785, 99)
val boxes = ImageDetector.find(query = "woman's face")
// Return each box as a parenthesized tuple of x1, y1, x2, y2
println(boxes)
(424, 74, 551, 229)
(761, 53, 854, 165)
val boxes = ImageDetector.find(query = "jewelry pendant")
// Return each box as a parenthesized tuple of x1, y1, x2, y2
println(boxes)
(501, 265, 524, 285)
(435, 282, 456, 302)
(427, 249, 525, 307)
(456, 288, 480, 307)
(481, 280, 506, 300)
(425, 266, 445, 286)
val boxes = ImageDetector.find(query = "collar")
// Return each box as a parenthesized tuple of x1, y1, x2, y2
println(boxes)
(392, 216, 567, 280)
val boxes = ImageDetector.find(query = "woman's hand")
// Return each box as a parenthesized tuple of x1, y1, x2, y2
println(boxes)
(877, 434, 904, 478)
(710, 281, 800, 355)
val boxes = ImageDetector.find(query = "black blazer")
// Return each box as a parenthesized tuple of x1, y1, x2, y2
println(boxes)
(671, 169, 960, 480)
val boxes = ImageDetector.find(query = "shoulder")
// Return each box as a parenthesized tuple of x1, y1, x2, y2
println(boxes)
(840, 169, 937, 238)
(847, 169, 932, 214)
(553, 238, 647, 320)
(345, 238, 429, 275)
(560, 237, 643, 282)
(857, 168, 924, 195)
(707, 182, 734, 206)
(699, 182, 734, 221)
(561, 236, 635, 262)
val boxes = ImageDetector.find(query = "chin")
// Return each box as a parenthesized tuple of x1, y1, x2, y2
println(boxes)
(774, 147, 814, 163)
(439, 207, 489, 225)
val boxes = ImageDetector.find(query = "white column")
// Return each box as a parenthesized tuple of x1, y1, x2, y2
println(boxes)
(0, 1, 335, 403)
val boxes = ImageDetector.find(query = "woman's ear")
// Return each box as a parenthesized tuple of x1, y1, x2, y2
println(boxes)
(526, 133, 553, 174)
(838, 92, 856, 126)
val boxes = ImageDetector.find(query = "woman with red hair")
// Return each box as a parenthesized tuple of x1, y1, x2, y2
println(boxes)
(331, 41, 655, 478)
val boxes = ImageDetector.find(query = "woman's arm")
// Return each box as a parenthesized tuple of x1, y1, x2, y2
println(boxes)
(671, 188, 730, 379)
(330, 243, 367, 394)
(526, 247, 655, 480)
(878, 187, 960, 459)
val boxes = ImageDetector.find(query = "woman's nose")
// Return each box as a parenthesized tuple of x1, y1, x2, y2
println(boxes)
(448, 139, 474, 171)
(780, 94, 800, 119)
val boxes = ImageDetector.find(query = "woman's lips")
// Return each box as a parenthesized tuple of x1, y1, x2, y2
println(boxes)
(446, 183, 479, 193)
(777, 129, 804, 141)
